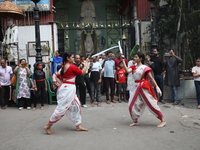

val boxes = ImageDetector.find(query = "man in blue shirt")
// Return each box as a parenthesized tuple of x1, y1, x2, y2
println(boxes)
(102, 52, 116, 104)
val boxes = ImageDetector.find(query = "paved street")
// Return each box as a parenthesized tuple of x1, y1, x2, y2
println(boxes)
(0, 96, 200, 150)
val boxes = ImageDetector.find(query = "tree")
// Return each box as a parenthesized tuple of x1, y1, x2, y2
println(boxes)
(156, 0, 200, 69)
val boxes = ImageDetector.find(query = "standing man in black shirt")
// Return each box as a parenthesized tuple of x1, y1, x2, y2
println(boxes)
(73, 55, 87, 108)
(151, 49, 166, 104)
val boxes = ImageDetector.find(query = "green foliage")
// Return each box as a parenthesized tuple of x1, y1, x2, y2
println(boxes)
(156, 0, 200, 68)
(129, 45, 139, 58)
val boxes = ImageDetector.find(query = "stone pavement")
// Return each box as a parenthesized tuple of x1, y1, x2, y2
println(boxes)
(0, 96, 200, 150)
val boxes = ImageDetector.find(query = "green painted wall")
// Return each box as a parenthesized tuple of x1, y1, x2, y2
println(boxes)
(55, 0, 122, 54)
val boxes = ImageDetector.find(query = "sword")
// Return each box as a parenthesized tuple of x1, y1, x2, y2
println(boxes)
(118, 41, 123, 55)
(91, 45, 119, 57)
(91, 41, 123, 58)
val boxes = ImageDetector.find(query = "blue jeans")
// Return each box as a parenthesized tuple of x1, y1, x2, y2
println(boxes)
(170, 86, 178, 102)
(194, 81, 200, 105)
(154, 75, 164, 100)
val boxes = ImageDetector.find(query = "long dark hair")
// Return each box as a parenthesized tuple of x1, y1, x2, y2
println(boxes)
(134, 52, 145, 64)
(60, 52, 73, 75)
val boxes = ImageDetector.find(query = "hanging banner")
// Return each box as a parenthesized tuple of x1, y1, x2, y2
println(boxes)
(0, 0, 50, 11)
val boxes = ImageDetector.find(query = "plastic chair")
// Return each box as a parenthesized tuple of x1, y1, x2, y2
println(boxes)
(46, 77, 57, 104)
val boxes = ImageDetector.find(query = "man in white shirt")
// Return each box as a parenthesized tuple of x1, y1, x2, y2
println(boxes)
(0, 59, 13, 109)
(88, 55, 102, 107)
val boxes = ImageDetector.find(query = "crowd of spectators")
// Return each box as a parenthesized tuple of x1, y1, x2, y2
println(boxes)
(0, 48, 200, 110)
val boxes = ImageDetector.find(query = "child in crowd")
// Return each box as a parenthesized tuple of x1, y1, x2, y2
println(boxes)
(115, 61, 127, 103)
(32, 64, 47, 111)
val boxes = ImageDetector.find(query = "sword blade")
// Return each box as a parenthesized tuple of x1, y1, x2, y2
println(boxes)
(118, 41, 123, 54)
(91, 45, 119, 57)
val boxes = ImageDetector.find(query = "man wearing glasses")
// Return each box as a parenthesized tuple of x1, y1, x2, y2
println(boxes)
(0, 59, 13, 109)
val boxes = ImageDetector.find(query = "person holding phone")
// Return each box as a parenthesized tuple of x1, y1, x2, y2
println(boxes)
(164, 49, 182, 105)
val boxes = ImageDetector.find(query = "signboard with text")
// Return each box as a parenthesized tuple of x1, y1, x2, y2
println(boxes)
(0, 0, 50, 11)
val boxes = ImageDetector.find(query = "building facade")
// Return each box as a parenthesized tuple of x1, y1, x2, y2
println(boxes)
(0, 0, 152, 72)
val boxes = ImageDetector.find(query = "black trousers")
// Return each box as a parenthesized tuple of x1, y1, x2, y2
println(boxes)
(0, 86, 10, 107)
(84, 74, 91, 97)
(101, 76, 105, 95)
(104, 77, 115, 100)
(76, 82, 86, 105)
(18, 97, 31, 108)
(34, 81, 46, 107)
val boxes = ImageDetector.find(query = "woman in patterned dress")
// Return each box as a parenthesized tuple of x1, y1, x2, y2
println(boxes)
(14, 59, 31, 110)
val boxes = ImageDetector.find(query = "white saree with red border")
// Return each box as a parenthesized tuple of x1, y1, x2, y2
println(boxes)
(128, 65, 163, 122)
(48, 67, 82, 127)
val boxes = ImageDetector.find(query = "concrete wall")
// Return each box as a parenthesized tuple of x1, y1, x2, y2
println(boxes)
(140, 21, 151, 52)
(18, 23, 58, 77)
(163, 79, 196, 100)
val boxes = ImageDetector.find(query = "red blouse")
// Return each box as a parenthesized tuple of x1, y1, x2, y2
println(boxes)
(57, 64, 82, 80)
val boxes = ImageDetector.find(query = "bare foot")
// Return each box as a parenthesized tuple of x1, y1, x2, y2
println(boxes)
(97, 102, 101, 107)
(91, 102, 94, 107)
(40, 106, 44, 110)
(32, 107, 36, 111)
(76, 125, 88, 131)
(157, 121, 166, 128)
(197, 105, 200, 109)
(44, 125, 54, 134)
(129, 122, 139, 127)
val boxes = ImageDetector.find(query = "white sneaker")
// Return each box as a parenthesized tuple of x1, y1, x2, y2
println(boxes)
(19, 107, 23, 110)
(82, 105, 87, 108)
(27, 107, 31, 110)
